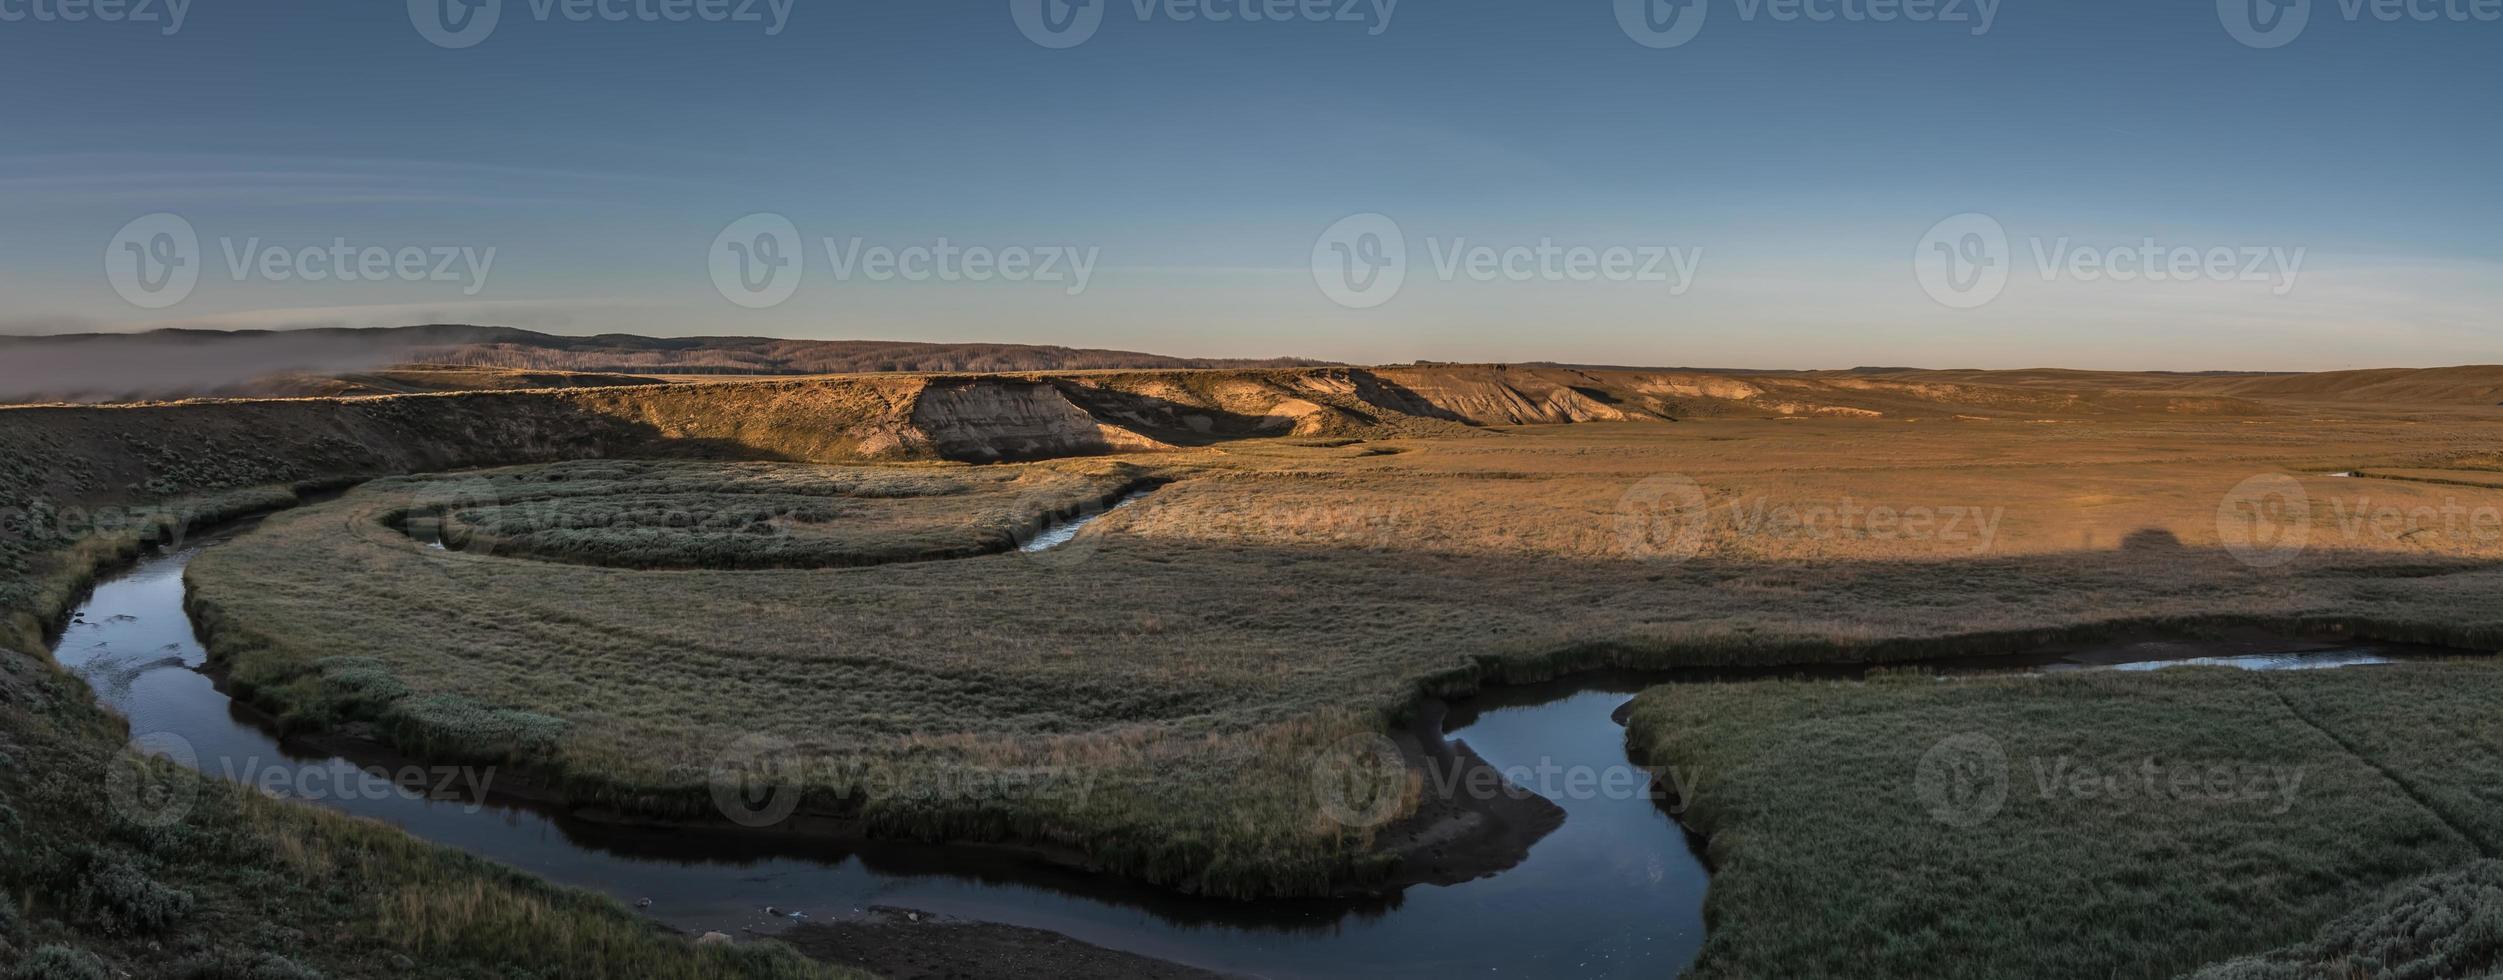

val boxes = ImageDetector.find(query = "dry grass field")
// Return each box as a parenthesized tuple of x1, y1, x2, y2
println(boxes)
(7, 363, 2503, 977)
(184, 411, 2503, 902)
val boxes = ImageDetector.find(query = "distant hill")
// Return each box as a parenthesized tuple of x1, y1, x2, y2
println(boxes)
(3, 326, 2497, 412)
(376, 326, 1333, 375)
(0, 326, 1331, 403)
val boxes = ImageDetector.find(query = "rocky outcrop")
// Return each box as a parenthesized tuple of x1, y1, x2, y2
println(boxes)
(905, 380, 1174, 461)
(1366, 366, 1664, 425)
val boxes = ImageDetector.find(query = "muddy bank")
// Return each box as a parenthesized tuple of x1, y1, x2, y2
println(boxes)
(785, 907, 1239, 980)
(1369, 700, 1567, 888)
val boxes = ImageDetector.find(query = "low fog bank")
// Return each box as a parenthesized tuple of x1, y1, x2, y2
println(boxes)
(0, 325, 532, 403)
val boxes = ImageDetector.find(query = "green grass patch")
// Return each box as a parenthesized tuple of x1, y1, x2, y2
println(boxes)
(386, 458, 1152, 570)
(1623, 663, 2503, 979)
(2186, 860, 2503, 979)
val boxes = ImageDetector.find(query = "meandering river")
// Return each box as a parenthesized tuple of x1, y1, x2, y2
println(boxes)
(47, 514, 2457, 978)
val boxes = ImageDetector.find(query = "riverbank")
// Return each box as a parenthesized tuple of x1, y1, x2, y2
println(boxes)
(50, 531, 1705, 977)
(2, 495, 864, 978)
(785, 908, 1239, 980)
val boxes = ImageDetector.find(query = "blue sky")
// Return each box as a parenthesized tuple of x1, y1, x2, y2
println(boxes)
(1, 0, 2496, 369)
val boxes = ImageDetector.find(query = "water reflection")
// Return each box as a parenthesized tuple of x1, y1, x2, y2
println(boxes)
(53, 529, 1707, 978)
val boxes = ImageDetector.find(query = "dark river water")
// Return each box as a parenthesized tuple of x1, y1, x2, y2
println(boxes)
(47, 518, 2457, 978)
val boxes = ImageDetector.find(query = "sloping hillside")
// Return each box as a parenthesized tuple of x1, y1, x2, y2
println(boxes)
(2200, 365, 2503, 405)
(1823, 365, 2503, 408)
(1371, 365, 2275, 421)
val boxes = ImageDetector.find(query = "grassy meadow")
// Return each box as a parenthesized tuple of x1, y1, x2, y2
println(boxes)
(184, 417, 2503, 901)
(397, 458, 1149, 569)
(1622, 662, 2503, 978)
(2187, 860, 2503, 979)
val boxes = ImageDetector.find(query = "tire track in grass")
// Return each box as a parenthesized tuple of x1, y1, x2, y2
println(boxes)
(2257, 672, 2497, 861)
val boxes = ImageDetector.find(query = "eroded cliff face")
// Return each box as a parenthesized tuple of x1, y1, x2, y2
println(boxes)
(1370, 366, 1667, 424)
(905, 380, 1175, 461)
(0, 364, 2294, 485)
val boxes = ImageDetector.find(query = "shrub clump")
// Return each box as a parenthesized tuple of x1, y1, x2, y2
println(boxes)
(310, 657, 412, 713)
(55, 847, 194, 936)
(8, 946, 109, 980)
(384, 693, 567, 763)
(177, 948, 327, 980)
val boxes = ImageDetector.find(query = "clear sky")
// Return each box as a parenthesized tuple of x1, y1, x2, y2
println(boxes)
(2, 0, 2495, 369)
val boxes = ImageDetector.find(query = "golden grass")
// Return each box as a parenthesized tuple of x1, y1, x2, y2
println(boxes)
(188, 417, 2503, 897)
